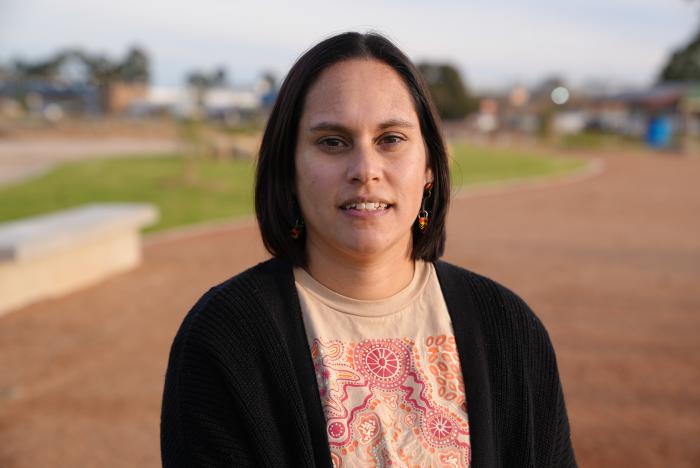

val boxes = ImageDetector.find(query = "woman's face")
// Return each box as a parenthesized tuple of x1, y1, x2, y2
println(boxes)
(295, 58, 432, 264)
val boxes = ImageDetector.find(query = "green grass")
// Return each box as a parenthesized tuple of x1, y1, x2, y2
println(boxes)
(0, 145, 586, 233)
(558, 131, 644, 151)
(450, 142, 586, 186)
(0, 154, 255, 233)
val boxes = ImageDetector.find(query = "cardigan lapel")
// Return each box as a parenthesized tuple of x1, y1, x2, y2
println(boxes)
(262, 258, 495, 467)
(262, 258, 333, 468)
(435, 261, 497, 468)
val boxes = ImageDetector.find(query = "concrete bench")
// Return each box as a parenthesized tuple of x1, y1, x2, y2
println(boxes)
(0, 203, 158, 316)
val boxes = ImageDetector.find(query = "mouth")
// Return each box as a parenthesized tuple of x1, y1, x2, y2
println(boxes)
(339, 199, 392, 212)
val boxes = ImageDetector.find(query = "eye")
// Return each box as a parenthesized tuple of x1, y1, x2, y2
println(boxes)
(318, 137, 348, 152)
(378, 134, 406, 149)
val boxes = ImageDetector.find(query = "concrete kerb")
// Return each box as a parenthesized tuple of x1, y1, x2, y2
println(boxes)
(144, 157, 605, 247)
(0, 203, 159, 316)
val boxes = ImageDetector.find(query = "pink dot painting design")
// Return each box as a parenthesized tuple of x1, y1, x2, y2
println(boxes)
(328, 421, 346, 439)
(422, 411, 458, 448)
(354, 339, 410, 389)
(356, 413, 380, 444)
(367, 347, 399, 378)
(311, 336, 471, 466)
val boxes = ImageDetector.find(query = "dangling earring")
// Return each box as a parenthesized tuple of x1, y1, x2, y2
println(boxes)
(418, 182, 433, 233)
(290, 217, 304, 239)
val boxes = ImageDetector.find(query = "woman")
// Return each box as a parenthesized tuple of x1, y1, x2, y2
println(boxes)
(161, 32, 576, 467)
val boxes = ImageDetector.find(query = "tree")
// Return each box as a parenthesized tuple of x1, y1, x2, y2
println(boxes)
(417, 63, 478, 120)
(13, 55, 62, 81)
(6, 46, 150, 114)
(659, 0, 700, 81)
(660, 29, 700, 81)
(117, 46, 150, 83)
(82, 54, 121, 112)
(186, 66, 228, 89)
(186, 66, 229, 119)
(81, 49, 149, 113)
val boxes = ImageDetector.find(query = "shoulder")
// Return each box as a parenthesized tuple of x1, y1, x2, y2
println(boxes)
(434, 261, 574, 465)
(170, 257, 293, 358)
(434, 259, 534, 317)
(434, 260, 554, 355)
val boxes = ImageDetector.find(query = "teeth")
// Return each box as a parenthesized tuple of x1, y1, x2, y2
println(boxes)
(344, 202, 388, 211)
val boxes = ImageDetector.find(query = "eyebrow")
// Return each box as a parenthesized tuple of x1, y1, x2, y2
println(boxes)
(308, 118, 416, 133)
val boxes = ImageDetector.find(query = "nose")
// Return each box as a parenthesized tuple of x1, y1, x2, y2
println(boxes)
(347, 141, 382, 184)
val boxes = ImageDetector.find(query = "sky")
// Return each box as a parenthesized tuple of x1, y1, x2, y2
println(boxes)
(0, 0, 697, 92)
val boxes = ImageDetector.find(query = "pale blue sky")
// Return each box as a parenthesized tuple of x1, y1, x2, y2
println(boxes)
(0, 0, 697, 91)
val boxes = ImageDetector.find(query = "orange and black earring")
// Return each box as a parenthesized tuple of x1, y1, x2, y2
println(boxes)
(290, 218, 304, 239)
(418, 182, 433, 233)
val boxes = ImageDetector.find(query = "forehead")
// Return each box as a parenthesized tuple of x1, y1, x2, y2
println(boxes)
(300, 59, 419, 127)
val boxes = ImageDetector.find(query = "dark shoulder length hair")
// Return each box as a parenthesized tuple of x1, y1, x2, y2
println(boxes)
(255, 31, 451, 267)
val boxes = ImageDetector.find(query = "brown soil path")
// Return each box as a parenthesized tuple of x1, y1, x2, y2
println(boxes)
(1, 151, 699, 467)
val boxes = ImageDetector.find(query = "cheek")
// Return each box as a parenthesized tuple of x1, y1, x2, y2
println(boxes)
(296, 159, 337, 208)
(295, 153, 316, 194)
(300, 166, 327, 192)
(406, 189, 424, 215)
(396, 154, 429, 205)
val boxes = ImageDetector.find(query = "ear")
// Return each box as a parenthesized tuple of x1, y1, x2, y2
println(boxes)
(425, 166, 434, 185)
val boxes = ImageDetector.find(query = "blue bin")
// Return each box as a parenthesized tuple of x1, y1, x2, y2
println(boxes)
(646, 116, 672, 148)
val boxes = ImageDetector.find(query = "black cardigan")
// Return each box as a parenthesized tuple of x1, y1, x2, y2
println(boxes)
(161, 258, 577, 467)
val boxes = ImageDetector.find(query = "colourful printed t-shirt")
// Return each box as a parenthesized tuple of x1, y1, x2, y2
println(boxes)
(293, 261, 471, 467)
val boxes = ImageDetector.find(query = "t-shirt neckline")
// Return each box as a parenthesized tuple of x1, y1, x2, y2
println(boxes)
(293, 261, 432, 318)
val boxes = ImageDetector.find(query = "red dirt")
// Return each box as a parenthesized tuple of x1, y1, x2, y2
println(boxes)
(0, 151, 698, 467)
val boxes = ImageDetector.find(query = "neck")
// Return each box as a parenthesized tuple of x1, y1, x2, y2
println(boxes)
(304, 243, 415, 301)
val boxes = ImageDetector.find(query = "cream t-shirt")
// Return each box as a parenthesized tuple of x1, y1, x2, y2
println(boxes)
(293, 261, 471, 467)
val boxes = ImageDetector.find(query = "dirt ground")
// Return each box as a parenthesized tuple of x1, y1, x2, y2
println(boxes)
(0, 150, 698, 467)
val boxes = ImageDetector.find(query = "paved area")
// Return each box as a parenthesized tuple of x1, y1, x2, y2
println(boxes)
(0, 151, 699, 467)
(0, 138, 181, 186)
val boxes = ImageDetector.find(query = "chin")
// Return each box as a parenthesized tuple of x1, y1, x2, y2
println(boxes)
(346, 243, 386, 257)
(340, 234, 408, 259)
